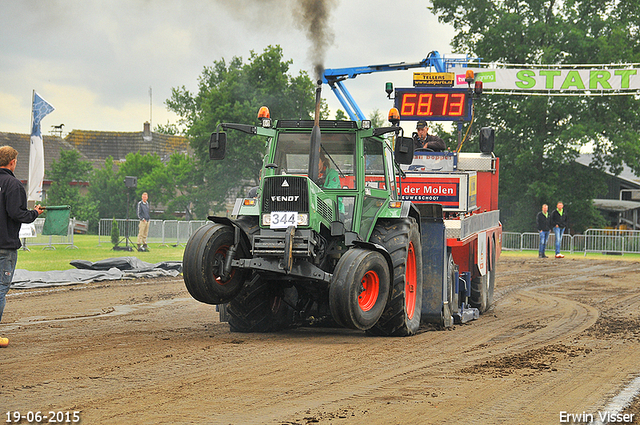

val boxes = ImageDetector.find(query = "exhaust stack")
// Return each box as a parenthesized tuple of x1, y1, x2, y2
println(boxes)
(308, 80, 322, 183)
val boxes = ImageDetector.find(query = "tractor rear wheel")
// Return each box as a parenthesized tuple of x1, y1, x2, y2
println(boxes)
(217, 303, 230, 322)
(227, 276, 294, 332)
(367, 218, 423, 337)
(330, 248, 390, 331)
(183, 223, 249, 305)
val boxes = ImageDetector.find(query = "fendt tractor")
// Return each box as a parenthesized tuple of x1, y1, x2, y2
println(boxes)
(183, 53, 502, 336)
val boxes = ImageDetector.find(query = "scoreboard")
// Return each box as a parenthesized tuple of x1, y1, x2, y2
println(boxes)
(394, 88, 472, 122)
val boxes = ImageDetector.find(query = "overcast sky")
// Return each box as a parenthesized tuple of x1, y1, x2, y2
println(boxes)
(0, 0, 456, 135)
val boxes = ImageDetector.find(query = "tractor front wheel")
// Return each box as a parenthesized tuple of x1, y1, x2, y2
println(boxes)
(183, 223, 248, 305)
(330, 248, 390, 331)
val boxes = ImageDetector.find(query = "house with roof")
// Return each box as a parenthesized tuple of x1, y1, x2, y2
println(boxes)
(0, 132, 86, 198)
(1, 122, 189, 205)
(65, 122, 189, 166)
(576, 154, 640, 230)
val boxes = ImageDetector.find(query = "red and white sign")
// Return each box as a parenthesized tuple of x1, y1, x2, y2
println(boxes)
(399, 173, 476, 212)
(401, 178, 460, 207)
(477, 231, 487, 276)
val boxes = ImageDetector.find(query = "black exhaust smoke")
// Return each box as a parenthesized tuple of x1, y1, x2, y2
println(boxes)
(293, 0, 338, 81)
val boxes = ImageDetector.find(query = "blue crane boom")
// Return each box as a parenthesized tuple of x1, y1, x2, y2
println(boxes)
(322, 51, 477, 121)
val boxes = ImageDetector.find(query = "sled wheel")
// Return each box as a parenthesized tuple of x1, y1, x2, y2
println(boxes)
(447, 251, 459, 315)
(470, 238, 496, 314)
(183, 223, 248, 305)
(487, 242, 496, 310)
(470, 273, 488, 313)
(330, 248, 390, 331)
(367, 218, 423, 337)
(228, 276, 294, 333)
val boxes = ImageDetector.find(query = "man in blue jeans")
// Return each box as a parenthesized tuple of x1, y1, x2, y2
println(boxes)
(550, 201, 568, 258)
(0, 146, 43, 347)
(536, 204, 551, 258)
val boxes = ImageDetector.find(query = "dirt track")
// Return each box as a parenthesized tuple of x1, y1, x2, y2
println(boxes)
(2, 255, 640, 424)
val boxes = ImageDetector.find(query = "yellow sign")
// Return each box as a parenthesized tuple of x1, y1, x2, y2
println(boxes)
(413, 72, 455, 87)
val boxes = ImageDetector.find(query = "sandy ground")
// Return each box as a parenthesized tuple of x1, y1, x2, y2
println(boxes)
(2, 254, 640, 425)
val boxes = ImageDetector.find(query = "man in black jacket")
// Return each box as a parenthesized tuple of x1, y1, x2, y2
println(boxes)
(536, 203, 551, 258)
(550, 201, 568, 258)
(0, 146, 43, 345)
(412, 120, 446, 152)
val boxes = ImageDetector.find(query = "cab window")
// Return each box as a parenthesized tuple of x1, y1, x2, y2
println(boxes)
(273, 132, 356, 189)
(364, 137, 386, 190)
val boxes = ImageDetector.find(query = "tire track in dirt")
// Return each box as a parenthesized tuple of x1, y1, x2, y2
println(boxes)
(56, 262, 604, 424)
(4, 258, 640, 424)
(278, 265, 603, 424)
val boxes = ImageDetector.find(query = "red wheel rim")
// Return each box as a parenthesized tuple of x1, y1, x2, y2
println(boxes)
(405, 242, 417, 319)
(358, 270, 380, 311)
(213, 244, 234, 285)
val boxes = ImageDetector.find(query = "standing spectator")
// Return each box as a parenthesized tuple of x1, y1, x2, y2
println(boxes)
(550, 201, 568, 258)
(0, 146, 43, 346)
(536, 203, 551, 258)
(137, 192, 150, 251)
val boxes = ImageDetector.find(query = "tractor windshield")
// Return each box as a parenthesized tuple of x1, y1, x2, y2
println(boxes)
(273, 132, 356, 189)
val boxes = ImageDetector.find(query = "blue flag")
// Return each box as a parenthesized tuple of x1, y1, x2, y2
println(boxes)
(28, 91, 55, 201)
(31, 92, 55, 137)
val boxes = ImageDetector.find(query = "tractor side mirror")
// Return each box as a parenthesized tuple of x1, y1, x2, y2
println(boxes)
(479, 127, 495, 154)
(210, 132, 227, 160)
(394, 136, 414, 165)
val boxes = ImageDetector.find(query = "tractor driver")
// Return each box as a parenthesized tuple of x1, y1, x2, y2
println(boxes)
(317, 152, 347, 217)
(412, 120, 446, 152)
(317, 152, 340, 189)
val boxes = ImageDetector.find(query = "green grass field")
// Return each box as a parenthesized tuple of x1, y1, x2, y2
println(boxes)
(17, 235, 185, 272)
(16, 234, 639, 273)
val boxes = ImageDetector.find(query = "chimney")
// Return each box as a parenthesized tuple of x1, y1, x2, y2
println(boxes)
(143, 121, 152, 141)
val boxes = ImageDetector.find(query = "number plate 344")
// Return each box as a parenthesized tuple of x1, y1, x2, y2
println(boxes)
(269, 211, 299, 229)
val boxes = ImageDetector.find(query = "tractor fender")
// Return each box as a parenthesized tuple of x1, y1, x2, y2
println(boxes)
(208, 215, 254, 254)
(402, 201, 422, 233)
(351, 240, 394, 289)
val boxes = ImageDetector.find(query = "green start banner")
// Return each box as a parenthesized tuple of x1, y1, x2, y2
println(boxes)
(453, 67, 640, 93)
(42, 205, 71, 236)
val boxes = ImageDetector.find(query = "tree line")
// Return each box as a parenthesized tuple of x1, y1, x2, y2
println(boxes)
(44, 46, 320, 232)
(44, 149, 200, 232)
(429, 0, 640, 233)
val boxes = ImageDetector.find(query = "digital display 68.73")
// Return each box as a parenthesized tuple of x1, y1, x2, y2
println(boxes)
(394, 88, 472, 122)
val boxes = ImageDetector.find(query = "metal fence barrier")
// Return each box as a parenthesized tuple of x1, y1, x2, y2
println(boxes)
(584, 229, 640, 255)
(98, 219, 208, 246)
(503, 229, 640, 255)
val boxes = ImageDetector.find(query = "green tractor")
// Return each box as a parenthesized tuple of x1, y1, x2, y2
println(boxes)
(183, 93, 436, 336)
